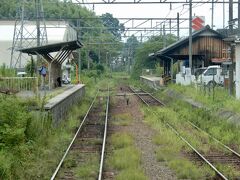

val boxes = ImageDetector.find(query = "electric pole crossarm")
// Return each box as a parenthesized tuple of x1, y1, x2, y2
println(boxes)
(72, 0, 238, 4)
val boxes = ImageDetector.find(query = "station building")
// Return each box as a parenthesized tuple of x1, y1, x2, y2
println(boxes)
(151, 25, 232, 77)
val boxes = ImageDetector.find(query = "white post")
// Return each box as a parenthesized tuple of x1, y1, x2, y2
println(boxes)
(49, 62, 52, 90)
(236, 41, 240, 99)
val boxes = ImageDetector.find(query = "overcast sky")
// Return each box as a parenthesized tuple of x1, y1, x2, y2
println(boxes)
(1, 1, 239, 41)
(75, 0, 239, 38)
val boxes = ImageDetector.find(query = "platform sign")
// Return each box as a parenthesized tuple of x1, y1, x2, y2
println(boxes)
(192, 16, 205, 31)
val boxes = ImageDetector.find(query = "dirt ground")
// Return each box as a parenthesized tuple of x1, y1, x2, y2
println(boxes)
(106, 85, 177, 180)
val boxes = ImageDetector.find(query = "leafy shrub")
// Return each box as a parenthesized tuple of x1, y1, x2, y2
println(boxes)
(0, 96, 30, 147)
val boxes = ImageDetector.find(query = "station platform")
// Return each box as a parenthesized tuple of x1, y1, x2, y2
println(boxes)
(44, 84, 85, 124)
(140, 76, 162, 89)
(44, 84, 84, 110)
(16, 85, 74, 99)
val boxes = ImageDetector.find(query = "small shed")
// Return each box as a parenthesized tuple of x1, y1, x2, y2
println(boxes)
(153, 25, 230, 76)
(19, 40, 83, 89)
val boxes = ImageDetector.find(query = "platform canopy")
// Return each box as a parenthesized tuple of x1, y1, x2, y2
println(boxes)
(19, 40, 83, 64)
(19, 40, 83, 90)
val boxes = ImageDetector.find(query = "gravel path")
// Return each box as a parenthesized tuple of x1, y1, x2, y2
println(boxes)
(108, 86, 177, 180)
(126, 95, 177, 180)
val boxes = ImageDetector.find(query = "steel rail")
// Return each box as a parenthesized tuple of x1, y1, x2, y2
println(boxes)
(165, 122, 228, 180)
(98, 86, 110, 180)
(134, 88, 229, 179)
(188, 121, 240, 159)
(50, 90, 99, 180)
(129, 87, 150, 106)
(140, 89, 166, 106)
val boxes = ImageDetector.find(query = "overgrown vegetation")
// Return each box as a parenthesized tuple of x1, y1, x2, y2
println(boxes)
(131, 34, 177, 79)
(0, 64, 15, 77)
(0, 67, 113, 178)
(106, 133, 147, 180)
(111, 113, 132, 126)
(0, 92, 92, 179)
(154, 84, 240, 149)
(167, 84, 240, 113)
(147, 85, 240, 178)
(143, 107, 215, 179)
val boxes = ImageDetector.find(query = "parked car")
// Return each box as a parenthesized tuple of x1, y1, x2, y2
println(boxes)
(197, 65, 225, 86)
(194, 67, 207, 77)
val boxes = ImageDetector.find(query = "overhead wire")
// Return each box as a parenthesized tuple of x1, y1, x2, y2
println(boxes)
(139, 0, 212, 40)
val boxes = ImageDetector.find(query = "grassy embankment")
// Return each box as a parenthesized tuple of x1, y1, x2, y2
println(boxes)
(0, 72, 110, 179)
(155, 84, 240, 149)
(167, 84, 240, 113)
(137, 83, 240, 178)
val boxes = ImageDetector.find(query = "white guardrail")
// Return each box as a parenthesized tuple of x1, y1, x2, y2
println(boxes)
(0, 77, 37, 91)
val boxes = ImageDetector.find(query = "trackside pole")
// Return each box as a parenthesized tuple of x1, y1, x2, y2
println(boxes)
(235, 41, 240, 99)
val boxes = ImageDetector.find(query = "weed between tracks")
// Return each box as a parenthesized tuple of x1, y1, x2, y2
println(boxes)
(112, 113, 132, 126)
(143, 106, 215, 179)
(150, 87, 240, 178)
(63, 152, 100, 179)
(106, 133, 147, 180)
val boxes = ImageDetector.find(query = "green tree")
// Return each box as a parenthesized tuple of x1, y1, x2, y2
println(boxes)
(122, 35, 140, 72)
(100, 13, 125, 40)
(131, 34, 177, 79)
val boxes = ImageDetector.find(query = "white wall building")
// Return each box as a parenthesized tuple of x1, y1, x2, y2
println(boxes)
(0, 20, 77, 67)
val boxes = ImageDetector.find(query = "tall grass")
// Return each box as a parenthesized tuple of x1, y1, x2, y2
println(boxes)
(142, 106, 215, 179)
(75, 153, 99, 178)
(152, 89, 240, 177)
(0, 64, 15, 77)
(0, 70, 104, 178)
(106, 133, 147, 180)
(168, 83, 240, 114)
(111, 113, 132, 126)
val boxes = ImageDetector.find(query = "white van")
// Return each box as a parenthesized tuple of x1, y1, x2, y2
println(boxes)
(197, 65, 224, 86)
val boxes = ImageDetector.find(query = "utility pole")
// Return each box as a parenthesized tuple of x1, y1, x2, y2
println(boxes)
(223, 0, 225, 28)
(163, 23, 166, 48)
(98, 48, 101, 64)
(169, 19, 172, 35)
(189, 0, 193, 70)
(177, 12, 180, 40)
(236, 0, 240, 99)
(211, 0, 214, 28)
(238, 0, 240, 33)
(36, 0, 40, 47)
(106, 52, 108, 68)
(35, 0, 41, 70)
(87, 50, 90, 69)
(229, 0, 234, 95)
(77, 19, 81, 83)
(127, 47, 130, 74)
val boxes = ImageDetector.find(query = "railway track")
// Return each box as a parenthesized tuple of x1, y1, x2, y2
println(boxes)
(129, 86, 240, 180)
(128, 87, 164, 106)
(50, 88, 109, 180)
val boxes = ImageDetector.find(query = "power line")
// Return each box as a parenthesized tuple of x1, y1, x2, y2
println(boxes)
(70, 0, 238, 4)
(0, 0, 236, 4)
